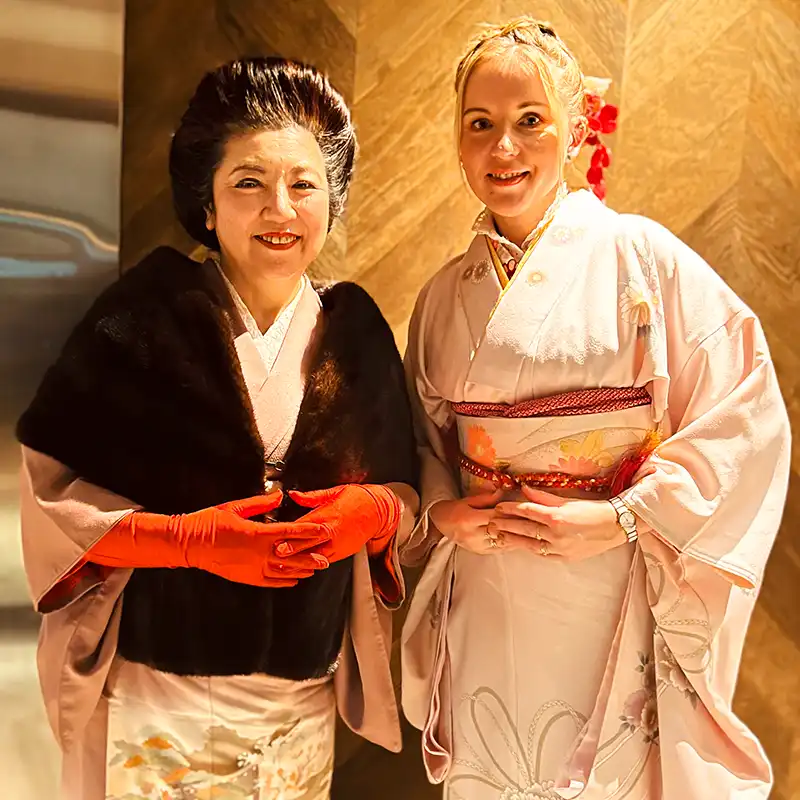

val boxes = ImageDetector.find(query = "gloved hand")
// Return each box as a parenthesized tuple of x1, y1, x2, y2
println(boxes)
(287, 485, 402, 602)
(86, 491, 331, 588)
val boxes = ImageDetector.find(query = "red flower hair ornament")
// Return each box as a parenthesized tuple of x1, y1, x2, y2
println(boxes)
(581, 76, 619, 202)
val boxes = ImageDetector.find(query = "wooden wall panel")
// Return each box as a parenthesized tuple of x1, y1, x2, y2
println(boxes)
(344, 0, 497, 301)
(120, 0, 235, 267)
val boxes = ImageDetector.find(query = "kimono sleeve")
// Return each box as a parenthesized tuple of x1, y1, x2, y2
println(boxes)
(619, 221, 791, 590)
(20, 445, 138, 612)
(400, 279, 462, 566)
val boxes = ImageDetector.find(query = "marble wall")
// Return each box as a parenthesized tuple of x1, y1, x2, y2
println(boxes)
(119, 1, 799, 794)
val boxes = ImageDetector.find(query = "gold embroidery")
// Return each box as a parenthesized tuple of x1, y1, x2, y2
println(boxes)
(464, 424, 497, 467)
(527, 270, 544, 285)
(619, 281, 654, 327)
(550, 225, 583, 244)
(554, 430, 615, 473)
(484, 184, 569, 318)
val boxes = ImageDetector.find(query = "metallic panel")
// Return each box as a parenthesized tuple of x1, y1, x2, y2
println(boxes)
(0, 0, 123, 604)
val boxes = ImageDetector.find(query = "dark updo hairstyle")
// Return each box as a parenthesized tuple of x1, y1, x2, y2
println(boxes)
(169, 57, 357, 250)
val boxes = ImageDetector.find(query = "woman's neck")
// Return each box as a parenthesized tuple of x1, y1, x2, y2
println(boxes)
(219, 258, 303, 334)
(492, 183, 564, 249)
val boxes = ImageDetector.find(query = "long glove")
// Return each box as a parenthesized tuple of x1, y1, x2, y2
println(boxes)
(86, 491, 331, 588)
(287, 485, 402, 602)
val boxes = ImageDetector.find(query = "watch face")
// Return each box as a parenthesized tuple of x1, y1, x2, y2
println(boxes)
(619, 511, 636, 529)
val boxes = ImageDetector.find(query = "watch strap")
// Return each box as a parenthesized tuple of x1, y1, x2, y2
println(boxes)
(610, 496, 638, 543)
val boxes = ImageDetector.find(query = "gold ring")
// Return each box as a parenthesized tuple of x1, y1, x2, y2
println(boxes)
(486, 532, 499, 548)
(539, 541, 549, 556)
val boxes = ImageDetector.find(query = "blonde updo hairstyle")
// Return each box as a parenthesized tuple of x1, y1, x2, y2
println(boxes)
(454, 17, 588, 182)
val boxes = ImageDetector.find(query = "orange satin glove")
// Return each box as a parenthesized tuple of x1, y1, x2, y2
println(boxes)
(86, 492, 331, 588)
(288, 485, 402, 602)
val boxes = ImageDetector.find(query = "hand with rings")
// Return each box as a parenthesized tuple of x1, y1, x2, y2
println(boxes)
(430, 489, 593, 556)
(485, 528, 505, 550)
(490, 485, 626, 562)
(486, 514, 551, 557)
(429, 490, 542, 555)
(429, 491, 505, 554)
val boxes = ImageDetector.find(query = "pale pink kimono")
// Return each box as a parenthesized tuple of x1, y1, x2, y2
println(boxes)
(401, 189, 790, 799)
(20, 270, 416, 799)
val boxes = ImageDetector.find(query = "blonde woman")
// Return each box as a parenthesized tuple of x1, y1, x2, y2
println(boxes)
(401, 17, 789, 800)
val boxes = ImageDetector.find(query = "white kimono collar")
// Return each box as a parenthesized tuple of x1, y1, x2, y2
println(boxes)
(471, 182, 570, 261)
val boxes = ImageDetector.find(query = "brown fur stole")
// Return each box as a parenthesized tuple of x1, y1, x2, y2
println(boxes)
(17, 246, 418, 679)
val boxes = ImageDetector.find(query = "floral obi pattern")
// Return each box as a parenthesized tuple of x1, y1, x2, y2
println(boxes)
(455, 403, 655, 499)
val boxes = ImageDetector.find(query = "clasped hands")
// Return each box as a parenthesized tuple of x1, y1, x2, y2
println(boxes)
(213, 484, 401, 586)
(428, 486, 627, 562)
(94, 484, 400, 589)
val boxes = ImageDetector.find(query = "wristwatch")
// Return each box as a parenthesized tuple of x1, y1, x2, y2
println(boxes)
(609, 496, 638, 543)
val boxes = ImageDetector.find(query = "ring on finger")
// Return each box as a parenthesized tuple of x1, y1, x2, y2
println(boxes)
(485, 531, 503, 549)
(539, 541, 549, 557)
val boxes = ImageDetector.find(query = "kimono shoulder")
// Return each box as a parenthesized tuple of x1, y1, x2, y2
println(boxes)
(616, 214, 752, 349)
(424, 250, 471, 290)
(420, 248, 472, 297)
(408, 250, 469, 332)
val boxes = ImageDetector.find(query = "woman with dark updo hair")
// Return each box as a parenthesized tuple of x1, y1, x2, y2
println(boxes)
(16, 57, 419, 799)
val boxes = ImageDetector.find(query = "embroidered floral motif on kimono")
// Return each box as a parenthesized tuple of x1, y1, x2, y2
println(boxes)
(629, 239, 664, 324)
(654, 630, 699, 707)
(107, 719, 333, 800)
(619, 280, 657, 328)
(447, 687, 586, 800)
(463, 259, 492, 284)
(619, 653, 660, 744)
(550, 430, 615, 475)
(464, 424, 497, 468)
(549, 225, 583, 245)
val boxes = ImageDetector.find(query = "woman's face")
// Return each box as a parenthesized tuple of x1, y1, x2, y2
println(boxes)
(459, 57, 568, 229)
(207, 125, 330, 281)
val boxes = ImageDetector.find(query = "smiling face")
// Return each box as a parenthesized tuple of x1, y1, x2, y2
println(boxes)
(206, 125, 330, 282)
(459, 54, 578, 243)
